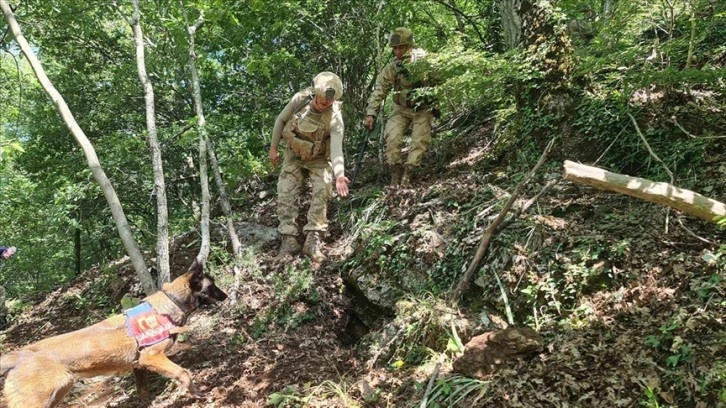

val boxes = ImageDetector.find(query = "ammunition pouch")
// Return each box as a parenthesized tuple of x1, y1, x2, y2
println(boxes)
(283, 125, 329, 161)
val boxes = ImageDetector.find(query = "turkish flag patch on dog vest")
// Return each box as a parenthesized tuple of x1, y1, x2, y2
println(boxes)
(125, 302, 175, 347)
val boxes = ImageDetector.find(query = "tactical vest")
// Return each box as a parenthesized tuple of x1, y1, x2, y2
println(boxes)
(282, 100, 338, 161)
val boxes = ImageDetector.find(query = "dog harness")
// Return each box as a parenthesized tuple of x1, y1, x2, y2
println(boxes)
(124, 302, 176, 347)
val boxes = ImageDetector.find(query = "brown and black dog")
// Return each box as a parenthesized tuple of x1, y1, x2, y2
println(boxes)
(0, 260, 228, 408)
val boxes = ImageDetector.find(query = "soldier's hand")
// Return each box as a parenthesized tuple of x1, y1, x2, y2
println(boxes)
(335, 175, 350, 197)
(364, 115, 376, 130)
(269, 145, 279, 166)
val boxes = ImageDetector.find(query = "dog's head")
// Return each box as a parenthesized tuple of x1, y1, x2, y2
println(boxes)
(187, 259, 228, 306)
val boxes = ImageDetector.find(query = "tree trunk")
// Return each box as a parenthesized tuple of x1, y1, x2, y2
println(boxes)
(131, 0, 170, 286)
(181, 9, 242, 258)
(602, 0, 612, 16)
(499, 0, 522, 49)
(185, 11, 211, 265)
(563, 160, 726, 223)
(207, 139, 242, 257)
(1, 0, 156, 295)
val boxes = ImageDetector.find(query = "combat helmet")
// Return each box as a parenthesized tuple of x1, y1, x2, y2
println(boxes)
(388, 27, 415, 47)
(312, 71, 343, 101)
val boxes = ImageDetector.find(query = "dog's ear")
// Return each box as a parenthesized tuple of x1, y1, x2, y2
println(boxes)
(188, 258, 204, 288)
(188, 258, 203, 275)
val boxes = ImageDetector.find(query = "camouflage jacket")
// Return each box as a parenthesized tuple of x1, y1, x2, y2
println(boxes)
(272, 88, 345, 178)
(365, 47, 428, 117)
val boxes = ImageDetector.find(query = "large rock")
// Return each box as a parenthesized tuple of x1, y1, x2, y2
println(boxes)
(344, 224, 446, 312)
(453, 327, 543, 379)
(343, 211, 447, 327)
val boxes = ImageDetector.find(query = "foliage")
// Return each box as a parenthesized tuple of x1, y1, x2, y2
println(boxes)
(268, 380, 362, 408)
(426, 375, 490, 408)
(248, 262, 320, 338)
(359, 295, 460, 369)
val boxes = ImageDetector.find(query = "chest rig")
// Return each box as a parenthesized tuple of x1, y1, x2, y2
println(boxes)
(282, 101, 335, 161)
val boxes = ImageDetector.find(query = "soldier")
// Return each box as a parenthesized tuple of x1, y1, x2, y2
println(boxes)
(364, 27, 436, 187)
(0, 245, 16, 329)
(269, 72, 350, 263)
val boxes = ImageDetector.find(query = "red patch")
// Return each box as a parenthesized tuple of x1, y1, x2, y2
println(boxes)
(125, 302, 175, 347)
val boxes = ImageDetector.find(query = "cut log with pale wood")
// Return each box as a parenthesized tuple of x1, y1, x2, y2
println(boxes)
(563, 160, 726, 224)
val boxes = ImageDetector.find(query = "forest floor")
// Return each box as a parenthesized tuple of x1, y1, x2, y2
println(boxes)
(1, 126, 725, 408)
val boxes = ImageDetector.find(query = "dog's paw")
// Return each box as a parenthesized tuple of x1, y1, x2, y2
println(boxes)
(137, 388, 152, 401)
(187, 384, 204, 399)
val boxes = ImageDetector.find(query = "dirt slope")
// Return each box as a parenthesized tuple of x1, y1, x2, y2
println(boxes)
(1, 126, 725, 408)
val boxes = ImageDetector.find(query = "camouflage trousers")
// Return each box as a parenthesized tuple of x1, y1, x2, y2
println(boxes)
(384, 104, 433, 167)
(276, 150, 333, 237)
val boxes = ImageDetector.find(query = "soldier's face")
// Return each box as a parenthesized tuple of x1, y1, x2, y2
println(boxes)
(392, 44, 409, 60)
(313, 94, 334, 111)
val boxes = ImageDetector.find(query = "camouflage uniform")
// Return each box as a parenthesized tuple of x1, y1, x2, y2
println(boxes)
(366, 28, 434, 185)
(270, 72, 345, 261)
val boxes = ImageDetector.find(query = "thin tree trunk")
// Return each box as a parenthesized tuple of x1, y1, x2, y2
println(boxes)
(499, 0, 522, 49)
(179, 4, 242, 260)
(1, 0, 156, 295)
(184, 10, 210, 265)
(207, 139, 242, 256)
(130, 0, 170, 285)
(685, 2, 697, 69)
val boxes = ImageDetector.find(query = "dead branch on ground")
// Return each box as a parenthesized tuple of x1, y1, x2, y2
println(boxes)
(450, 139, 555, 306)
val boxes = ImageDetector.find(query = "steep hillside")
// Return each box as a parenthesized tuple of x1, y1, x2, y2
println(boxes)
(1, 124, 725, 408)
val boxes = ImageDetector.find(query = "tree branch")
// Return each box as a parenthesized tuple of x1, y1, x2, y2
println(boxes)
(670, 115, 726, 139)
(430, 0, 488, 46)
(627, 112, 673, 184)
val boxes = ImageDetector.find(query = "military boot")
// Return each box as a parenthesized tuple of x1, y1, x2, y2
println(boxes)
(401, 165, 415, 187)
(303, 231, 326, 263)
(390, 165, 403, 186)
(276, 235, 301, 260)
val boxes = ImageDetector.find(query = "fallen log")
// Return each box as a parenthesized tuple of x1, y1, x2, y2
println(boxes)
(563, 160, 726, 224)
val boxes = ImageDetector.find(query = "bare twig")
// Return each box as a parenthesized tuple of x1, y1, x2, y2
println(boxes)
(671, 115, 726, 139)
(429, 0, 488, 46)
(593, 123, 629, 166)
(450, 138, 555, 306)
(420, 354, 446, 408)
(677, 217, 714, 244)
(627, 112, 674, 184)
(513, 178, 560, 219)
(627, 112, 674, 233)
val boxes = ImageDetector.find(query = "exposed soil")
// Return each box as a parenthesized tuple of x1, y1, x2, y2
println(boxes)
(1, 124, 725, 408)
